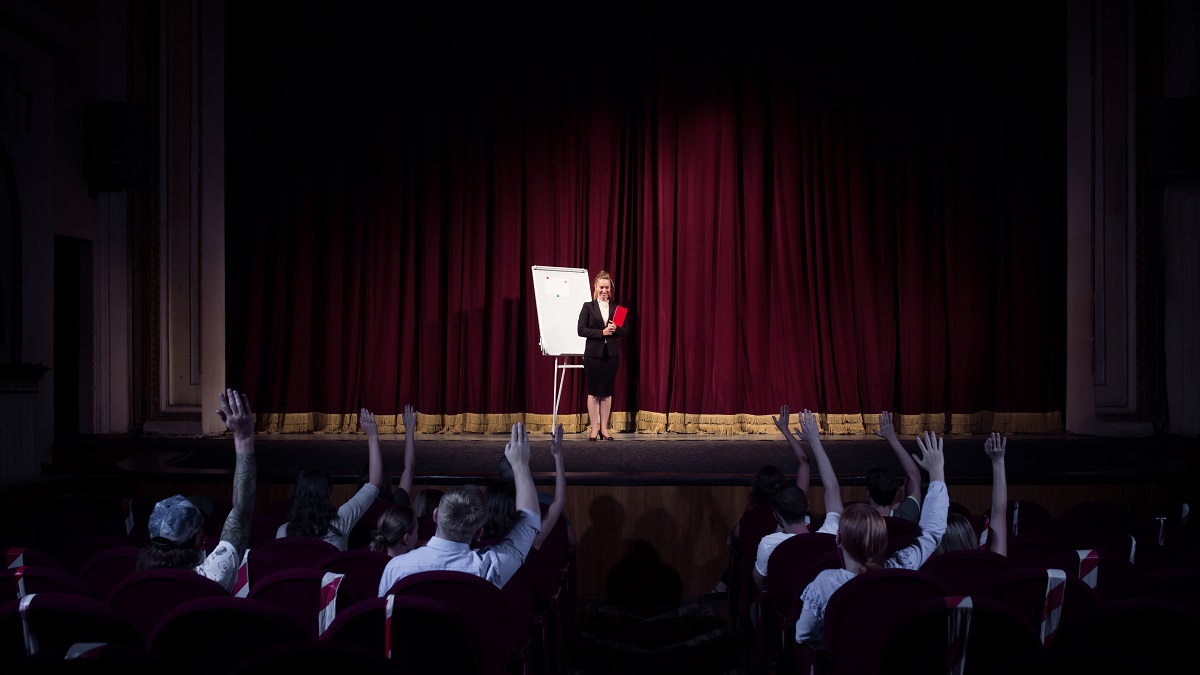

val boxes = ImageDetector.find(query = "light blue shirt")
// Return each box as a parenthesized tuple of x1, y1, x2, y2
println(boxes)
(378, 508, 540, 594)
(795, 480, 949, 647)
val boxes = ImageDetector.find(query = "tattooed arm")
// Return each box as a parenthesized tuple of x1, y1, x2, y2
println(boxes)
(216, 388, 257, 558)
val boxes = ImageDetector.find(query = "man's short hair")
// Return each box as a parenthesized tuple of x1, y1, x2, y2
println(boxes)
(436, 485, 487, 543)
(866, 468, 901, 507)
(772, 485, 809, 525)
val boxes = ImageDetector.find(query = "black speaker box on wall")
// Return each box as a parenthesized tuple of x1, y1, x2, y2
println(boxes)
(85, 101, 146, 191)
(1146, 97, 1200, 178)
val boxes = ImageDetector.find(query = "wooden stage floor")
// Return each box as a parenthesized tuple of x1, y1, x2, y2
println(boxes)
(45, 429, 1200, 490)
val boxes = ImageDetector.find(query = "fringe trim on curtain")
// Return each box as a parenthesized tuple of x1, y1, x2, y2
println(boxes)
(253, 412, 625, 435)
(992, 411, 1064, 433)
(950, 412, 984, 435)
(253, 409, 1065, 435)
(632, 411, 872, 435)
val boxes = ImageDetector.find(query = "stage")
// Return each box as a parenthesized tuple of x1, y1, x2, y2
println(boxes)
(54, 429, 1197, 489)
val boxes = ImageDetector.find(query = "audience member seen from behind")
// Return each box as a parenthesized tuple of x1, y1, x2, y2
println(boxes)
(348, 404, 419, 549)
(482, 424, 567, 551)
(411, 487, 443, 547)
(866, 411, 923, 524)
(368, 505, 419, 557)
(753, 407, 841, 590)
(365, 404, 418, 507)
(794, 430, 949, 649)
(482, 477, 517, 542)
(378, 422, 541, 593)
(277, 407, 385, 550)
(413, 488, 444, 519)
(728, 405, 812, 549)
(137, 388, 257, 593)
(934, 432, 1008, 556)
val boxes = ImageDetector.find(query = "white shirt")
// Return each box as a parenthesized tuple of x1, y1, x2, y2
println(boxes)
(196, 540, 239, 593)
(754, 515, 841, 579)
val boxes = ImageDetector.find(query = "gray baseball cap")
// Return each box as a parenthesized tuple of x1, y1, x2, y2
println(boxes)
(147, 495, 205, 546)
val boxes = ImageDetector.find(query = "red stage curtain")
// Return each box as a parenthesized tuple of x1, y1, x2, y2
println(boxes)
(226, 3, 1065, 434)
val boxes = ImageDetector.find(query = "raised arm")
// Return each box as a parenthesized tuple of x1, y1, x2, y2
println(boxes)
(216, 389, 257, 558)
(984, 432, 1008, 556)
(773, 404, 811, 494)
(505, 422, 539, 515)
(360, 408, 385, 490)
(896, 431, 949, 568)
(534, 424, 566, 550)
(796, 409, 842, 516)
(395, 404, 417, 498)
(873, 411, 922, 503)
(911, 431, 946, 484)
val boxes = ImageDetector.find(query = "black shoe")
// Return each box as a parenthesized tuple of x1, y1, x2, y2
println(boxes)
(600, 433, 615, 441)
(588, 434, 598, 442)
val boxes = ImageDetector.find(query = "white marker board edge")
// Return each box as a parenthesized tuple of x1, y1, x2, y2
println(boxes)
(531, 265, 590, 356)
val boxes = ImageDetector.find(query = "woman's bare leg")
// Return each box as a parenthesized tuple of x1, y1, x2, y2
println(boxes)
(600, 396, 613, 437)
(587, 395, 600, 439)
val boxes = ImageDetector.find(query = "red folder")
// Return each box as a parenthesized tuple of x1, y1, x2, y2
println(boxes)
(613, 305, 628, 328)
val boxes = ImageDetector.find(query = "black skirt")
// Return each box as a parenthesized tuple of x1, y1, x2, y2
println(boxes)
(584, 354, 619, 397)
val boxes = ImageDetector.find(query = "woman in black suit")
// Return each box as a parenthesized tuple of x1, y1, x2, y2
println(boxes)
(577, 270, 628, 441)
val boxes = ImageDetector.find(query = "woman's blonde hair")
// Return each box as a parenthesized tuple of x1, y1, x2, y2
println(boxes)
(838, 502, 889, 571)
(369, 505, 417, 554)
(593, 270, 614, 300)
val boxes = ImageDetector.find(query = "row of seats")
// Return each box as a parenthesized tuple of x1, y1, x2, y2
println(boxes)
(800, 566, 1200, 675)
(0, 572, 522, 674)
(3, 511, 577, 675)
(2, 565, 572, 675)
(755, 540, 1200, 673)
(734, 496, 1200, 674)
(5, 539, 367, 603)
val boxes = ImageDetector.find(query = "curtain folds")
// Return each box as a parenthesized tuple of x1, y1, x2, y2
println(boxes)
(227, 4, 1066, 435)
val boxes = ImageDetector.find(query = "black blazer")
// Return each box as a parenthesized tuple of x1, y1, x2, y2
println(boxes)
(577, 300, 629, 358)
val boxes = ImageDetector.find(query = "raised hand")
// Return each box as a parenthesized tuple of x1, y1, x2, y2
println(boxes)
(550, 423, 564, 457)
(797, 409, 822, 446)
(984, 432, 1007, 462)
(874, 411, 898, 442)
(402, 404, 416, 433)
(217, 387, 257, 558)
(876, 410, 922, 503)
(360, 408, 379, 437)
(912, 430, 946, 481)
(795, 407, 842, 515)
(772, 404, 794, 438)
(217, 389, 254, 440)
(397, 402, 417, 498)
(504, 422, 531, 467)
(984, 431, 1009, 555)
(536, 422, 568, 550)
(506, 422, 537, 514)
